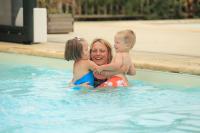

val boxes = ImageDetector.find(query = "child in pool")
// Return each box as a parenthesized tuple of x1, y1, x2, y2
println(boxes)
(96, 29, 136, 87)
(64, 37, 98, 87)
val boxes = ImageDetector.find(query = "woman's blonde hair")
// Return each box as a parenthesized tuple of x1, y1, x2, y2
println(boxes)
(90, 38, 113, 63)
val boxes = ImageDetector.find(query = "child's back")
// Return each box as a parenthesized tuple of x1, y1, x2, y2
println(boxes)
(64, 37, 97, 87)
(73, 60, 95, 86)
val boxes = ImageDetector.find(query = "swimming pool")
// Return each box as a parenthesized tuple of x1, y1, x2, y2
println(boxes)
(0, 52, 200, 133)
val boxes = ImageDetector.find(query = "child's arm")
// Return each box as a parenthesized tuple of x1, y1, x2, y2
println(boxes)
(99, 63, 136, 77)
(87, 60, 99, 71)
(97, 53, 123, 73)
(99, 70, 120, 78)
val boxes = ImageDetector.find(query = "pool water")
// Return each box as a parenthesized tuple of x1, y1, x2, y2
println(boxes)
(0, 53, 200, 133)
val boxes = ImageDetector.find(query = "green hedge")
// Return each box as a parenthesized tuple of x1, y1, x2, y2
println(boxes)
(75, 0, 200, 19)
(37, 0, 200, 19)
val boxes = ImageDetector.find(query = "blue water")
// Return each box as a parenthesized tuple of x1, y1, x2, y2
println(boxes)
(0, 63, 200, 133)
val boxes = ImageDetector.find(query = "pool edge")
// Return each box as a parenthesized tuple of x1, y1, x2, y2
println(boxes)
(0, 41, 200, 76)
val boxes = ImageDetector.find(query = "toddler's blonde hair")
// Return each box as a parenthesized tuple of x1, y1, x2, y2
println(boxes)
(116, 29, 136, 49)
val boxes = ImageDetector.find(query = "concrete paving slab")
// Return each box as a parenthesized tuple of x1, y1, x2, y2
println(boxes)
(48, 19, 200, 56)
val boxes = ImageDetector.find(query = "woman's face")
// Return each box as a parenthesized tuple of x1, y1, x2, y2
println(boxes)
(90, 41, 109, 66)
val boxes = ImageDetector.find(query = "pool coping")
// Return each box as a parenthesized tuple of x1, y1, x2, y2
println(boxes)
(1, 41, 200, 76)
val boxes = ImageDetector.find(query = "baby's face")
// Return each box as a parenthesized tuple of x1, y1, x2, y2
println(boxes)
(81, 41, 89, 59)
(114, 36, 128, 52)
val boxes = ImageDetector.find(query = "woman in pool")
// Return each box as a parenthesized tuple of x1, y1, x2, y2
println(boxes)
(90, 38, 136, 88)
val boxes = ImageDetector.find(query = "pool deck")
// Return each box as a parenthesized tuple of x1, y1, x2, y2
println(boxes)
(0, 19, 200, 75)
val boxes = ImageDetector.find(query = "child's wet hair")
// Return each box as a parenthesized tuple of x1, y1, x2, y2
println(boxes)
(64, 37, 85, 61)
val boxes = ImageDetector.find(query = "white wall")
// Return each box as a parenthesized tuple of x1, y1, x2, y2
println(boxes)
(33, 8, 47, 43)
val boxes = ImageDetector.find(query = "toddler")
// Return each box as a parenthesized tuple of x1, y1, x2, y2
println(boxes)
(65, 37, 97, 87)
(96, 30, 136, 87)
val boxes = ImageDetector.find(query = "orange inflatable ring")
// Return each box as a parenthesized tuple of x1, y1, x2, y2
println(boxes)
(98, 76, 128, 88)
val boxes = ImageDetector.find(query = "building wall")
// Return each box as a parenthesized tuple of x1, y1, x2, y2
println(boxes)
(0, 0, 12, 25)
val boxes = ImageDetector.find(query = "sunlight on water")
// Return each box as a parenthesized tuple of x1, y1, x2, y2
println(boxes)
(0, 63, 200, 133)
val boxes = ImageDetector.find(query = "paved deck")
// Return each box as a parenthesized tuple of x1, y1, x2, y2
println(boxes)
(0, 19, 200, 75)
